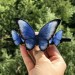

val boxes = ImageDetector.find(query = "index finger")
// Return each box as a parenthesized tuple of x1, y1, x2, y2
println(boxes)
(46, 45, 65, 62)
(47, 45, 60, 57)
(20, 45, 35, 72)
(46, 45, 67, 74)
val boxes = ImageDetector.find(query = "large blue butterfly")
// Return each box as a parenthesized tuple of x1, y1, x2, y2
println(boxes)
(11, 19, 61, 51)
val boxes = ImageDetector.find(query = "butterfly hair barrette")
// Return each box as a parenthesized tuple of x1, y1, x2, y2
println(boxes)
(11, 19, 71, 51)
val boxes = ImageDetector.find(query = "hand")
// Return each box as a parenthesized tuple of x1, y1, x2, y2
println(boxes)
(20, 44, 66, 75)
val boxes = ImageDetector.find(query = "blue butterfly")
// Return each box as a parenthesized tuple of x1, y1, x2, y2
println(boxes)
(11, 19, 61, 51)
(11, 30, 22, 45)
(49, 30, 63, 46)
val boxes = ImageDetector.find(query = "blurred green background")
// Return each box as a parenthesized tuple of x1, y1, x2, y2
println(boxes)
(0, 0, 75, 75)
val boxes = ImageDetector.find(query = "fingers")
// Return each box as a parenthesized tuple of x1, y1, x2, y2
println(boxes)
(47, 45, 61, 60)
(33, 32, 49, 63)
(32, 46, 51, 64)
(20, 45, 34, 72)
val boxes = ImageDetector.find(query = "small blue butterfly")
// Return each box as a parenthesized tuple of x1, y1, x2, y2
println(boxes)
(11, 19, 61, 51)
(49, 30, 63, 46)
(11, 30, 22, 45)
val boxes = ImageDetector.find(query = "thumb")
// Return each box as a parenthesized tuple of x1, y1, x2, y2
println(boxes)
(33, 46, 50, 64)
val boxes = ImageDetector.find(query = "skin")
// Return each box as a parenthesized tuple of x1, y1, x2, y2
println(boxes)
(20, 32, 66, 75)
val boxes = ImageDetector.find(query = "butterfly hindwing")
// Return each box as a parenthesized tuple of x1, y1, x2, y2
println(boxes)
(39, 39, 49, 51)
(17, 20, 35, 39)
(11, 30, 22, 45)
(38, 19, 61, 50)
(17, 20, 35, 50)
(25, 39, 36, 50)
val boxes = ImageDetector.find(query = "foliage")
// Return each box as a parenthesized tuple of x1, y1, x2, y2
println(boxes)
(58, 30, 75, 75)
(0, 0, 75, 75)
(0, 48, 28, 75)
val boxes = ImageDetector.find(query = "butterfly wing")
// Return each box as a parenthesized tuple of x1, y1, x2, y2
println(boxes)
(38, 19, 61, 50)
(25, 39, 36, 50)
(17, 20, 35, 39)
(11, 30, 22, 45)
(17, 19, 35, 50)
(39, 19, 61, 40)
(52, 30, 63, 46)
(39, 39, 49, 51)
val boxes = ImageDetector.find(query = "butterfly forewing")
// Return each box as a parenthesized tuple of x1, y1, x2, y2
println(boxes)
(39, 19, 61, 40)
(17, 20, 35, 39)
